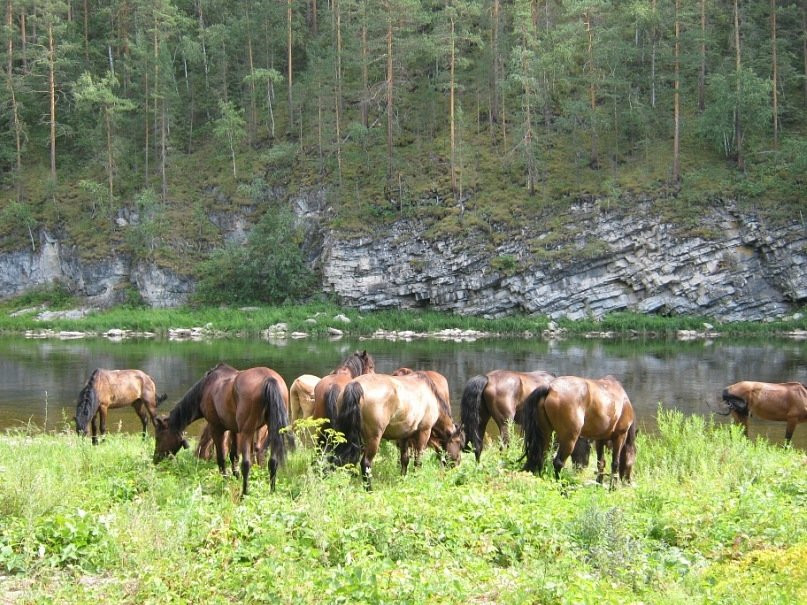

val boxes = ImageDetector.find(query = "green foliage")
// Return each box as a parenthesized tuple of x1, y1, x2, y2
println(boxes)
(193, 209, 316, 306)
(124, 189, 164, 261)
(0, 412, 805, 602)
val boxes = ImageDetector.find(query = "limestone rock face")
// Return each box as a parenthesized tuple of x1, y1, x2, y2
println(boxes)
(320, 203, 806, 321)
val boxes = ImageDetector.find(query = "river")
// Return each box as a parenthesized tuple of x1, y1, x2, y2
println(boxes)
(1, 335, 805, 448)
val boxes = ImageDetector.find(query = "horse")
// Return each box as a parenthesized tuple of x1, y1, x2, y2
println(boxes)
(391, 367, 460, 461)
(721, 381, 807, 444)
(311, 350, 375, 446)
(522, 375, 637, 488)
(195, 422, 269, 471)
(460, 369, 589, 466)
(331, 372, 464, 489)
(153, 363, 293, 495)
(289, 374, 321, 423)
(75, 368, 167, 444)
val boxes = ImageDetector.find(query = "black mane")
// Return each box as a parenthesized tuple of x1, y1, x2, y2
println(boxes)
(167, 364, 233, 432)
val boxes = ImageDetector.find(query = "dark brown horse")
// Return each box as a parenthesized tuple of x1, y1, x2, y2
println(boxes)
(75, 368, 167, 444)
(721, 381, 807, 443)
(522, 375, 637, 488)
(153, 363, 292, 495)
(332, 372, 464, 489)
(312, 350, 375, 446)
(460, 369, 593, 465)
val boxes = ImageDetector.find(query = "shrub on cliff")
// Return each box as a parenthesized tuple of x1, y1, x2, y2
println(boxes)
(193, 208, 316, 305)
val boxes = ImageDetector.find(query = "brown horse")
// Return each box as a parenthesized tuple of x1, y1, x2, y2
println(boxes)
(461, 369, 584, 462)
(391, 367, 460, 460)
(75, 368, 167, 444)
(721, 381, 807, 443)
(332, 372, 464, 489)
(289, 374, 321, 422)
(522, 375, 637, 488)
(312, 350, 375, 446)
(153, 363, 292, 495)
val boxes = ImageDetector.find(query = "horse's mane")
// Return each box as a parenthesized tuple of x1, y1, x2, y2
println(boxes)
(75, 369, 101, 431)
(414, 371, 452, 418)
(335, 351, 374, 378)
(167, 364, 230, 432)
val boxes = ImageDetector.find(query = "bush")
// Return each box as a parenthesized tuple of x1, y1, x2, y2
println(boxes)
(193, 207, 317, 305)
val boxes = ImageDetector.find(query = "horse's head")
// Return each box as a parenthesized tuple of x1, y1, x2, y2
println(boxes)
(153, 415, 190, 463)
(443, 424, 465, 466)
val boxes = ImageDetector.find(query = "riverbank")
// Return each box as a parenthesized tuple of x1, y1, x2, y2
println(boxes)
(2, 298, 806, 340)
(0, 410, 805, 603)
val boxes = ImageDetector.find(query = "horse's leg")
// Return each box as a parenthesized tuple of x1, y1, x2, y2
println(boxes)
(784, 418, 797, 445)
(398, 440, 410, 475)
(552, 435, 576, 480)
(412, 428, 431, 470)
(134, 401, 149, 438)
(595, 440, 606, 484)
(609, 434, 628, 491)
(238, 431, 254, 497)
(361, 435, 381, 490)
(211, 428, 228, 475)
(90, 413, 99, 445)
(229, 432, 240, 477)
(730, 409, 749, 437)
(99, 407, 108, 442)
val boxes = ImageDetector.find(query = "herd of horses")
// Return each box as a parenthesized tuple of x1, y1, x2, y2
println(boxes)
(74, 351, 807, 496)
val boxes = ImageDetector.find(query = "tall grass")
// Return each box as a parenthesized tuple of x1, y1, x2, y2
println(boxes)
(0, 410, 805, 603)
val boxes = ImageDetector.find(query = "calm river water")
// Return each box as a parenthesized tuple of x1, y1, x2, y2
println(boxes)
(1, 335, 805, 448)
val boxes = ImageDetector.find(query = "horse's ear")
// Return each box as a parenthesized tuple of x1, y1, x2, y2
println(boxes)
(181, 438, 190, 450)
(155, 415, 167, 429)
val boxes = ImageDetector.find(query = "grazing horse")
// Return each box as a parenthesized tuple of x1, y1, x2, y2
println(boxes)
(721, 381, 807, 444)
(75, 368, 166, 444)
(391, 367, 461, 460)
(522, 375, 637, 488)
(332, 372, 464, 489)
(289, 374, 321, 422)
(153, 363, 292, 495)
(312, 350, 375, 445)
(460, 369, 589, 466)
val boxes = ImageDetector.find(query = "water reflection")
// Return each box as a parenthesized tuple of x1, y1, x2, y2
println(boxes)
(0, 335, 804, 448)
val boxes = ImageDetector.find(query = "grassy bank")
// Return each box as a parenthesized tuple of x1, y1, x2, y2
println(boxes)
(2, 294, 806, 338)
(1, 410, 805, 604)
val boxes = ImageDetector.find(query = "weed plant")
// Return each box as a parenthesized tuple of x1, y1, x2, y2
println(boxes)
(0, 409, 804, 603)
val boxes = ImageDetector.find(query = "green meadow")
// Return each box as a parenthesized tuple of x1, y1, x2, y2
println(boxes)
(0, 410, 804, 604)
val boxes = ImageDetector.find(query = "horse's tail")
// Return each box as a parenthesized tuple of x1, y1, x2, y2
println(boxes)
(157, 393, 168, 405)
(317, 384, 342, 451)
(460, 375, 488, 456)
(522, 386, 550, 473)
(332, 381, 363, 465)
(262, 377, 294, 467)
(75, 369, 101, 434)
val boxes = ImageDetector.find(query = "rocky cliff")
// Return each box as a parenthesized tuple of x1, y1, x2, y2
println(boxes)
(1, 197, 804, 321)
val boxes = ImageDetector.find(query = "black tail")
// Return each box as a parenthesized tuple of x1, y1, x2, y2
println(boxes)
(460, 375, 488, 457)
(75, 369, 101, 434)
(317, 384, 342, 451)
(157, 393, 168, 405)
(332, 381, 363, 466)
(522, 386, 550, 473)
(262, 377, 293, 467)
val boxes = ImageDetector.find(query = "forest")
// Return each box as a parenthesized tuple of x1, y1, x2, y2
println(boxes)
(0, 0, 805, 285)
